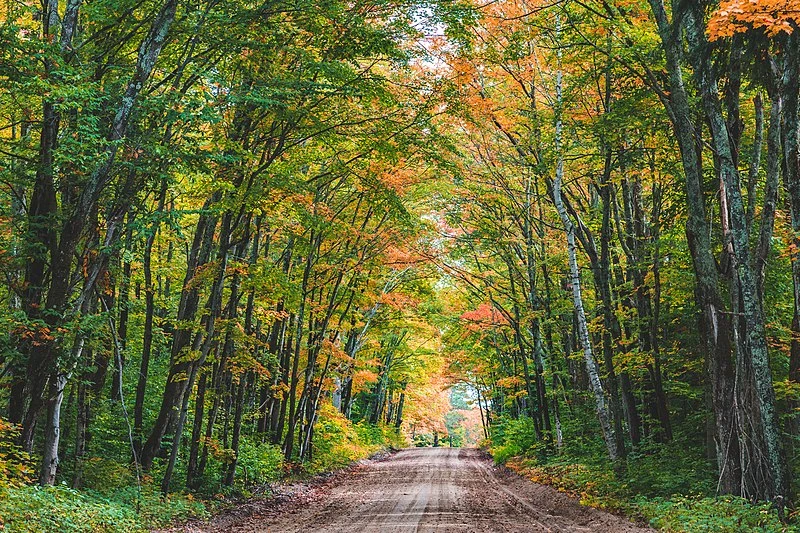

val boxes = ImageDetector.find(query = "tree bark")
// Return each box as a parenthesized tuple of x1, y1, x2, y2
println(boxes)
(685, 5, 786, 502)
(647, 0, 741, 494)
(551, 64, 619, 463)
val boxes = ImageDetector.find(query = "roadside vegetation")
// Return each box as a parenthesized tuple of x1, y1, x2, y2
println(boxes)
(488, 416, 794, 532)
(0, 410, 406, 531)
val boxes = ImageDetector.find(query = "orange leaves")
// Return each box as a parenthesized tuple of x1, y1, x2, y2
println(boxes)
(496, 375, 525, 389)
(184, 260, 221, 291)
(351, 369, 379, 394)
(460, 302, 510, 331)
(374, 163, 419, 195)
(13, 323, 55, 346)
(708, 0, 800, 40)
(378, 291, 419, 310)
(321, 338, 350, 364)
(383, 245, 424, 269)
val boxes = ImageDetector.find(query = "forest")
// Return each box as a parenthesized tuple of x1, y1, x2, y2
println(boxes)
(1, 0, 800, 531)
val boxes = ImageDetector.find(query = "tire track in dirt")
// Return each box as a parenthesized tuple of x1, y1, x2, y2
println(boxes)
(172, 447, 653, 532)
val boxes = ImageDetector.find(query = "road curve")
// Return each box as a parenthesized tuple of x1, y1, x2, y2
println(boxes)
(194, 448, 652, 532)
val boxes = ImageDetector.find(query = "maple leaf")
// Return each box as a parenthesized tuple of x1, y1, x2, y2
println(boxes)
(709, 0, 800, 40)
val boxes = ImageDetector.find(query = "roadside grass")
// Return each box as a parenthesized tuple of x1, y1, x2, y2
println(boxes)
(0, 409, 405, 533)
(489, 415, 796, 533)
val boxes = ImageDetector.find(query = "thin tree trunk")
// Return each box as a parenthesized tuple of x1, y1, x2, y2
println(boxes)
(551, 62, 619, 463)
(224, 374, 248, 486)
(187, 371, 207, 488)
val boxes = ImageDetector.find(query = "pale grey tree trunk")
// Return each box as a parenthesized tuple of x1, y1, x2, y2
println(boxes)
(39, 373, 68, 485)
(550, 62, 618, 463)
(40, 334, 83, 485)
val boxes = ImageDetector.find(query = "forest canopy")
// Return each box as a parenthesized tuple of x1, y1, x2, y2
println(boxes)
(2, 0, 800, 531)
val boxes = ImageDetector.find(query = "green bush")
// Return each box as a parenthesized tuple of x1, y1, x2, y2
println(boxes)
(635, 495, 796, 533)
(354, 422, 406, 450)
(0, 419, 32, 489)
(413, 433, 433, 447)
(0, 485, 142, 533)
(491, 414, 797, 531)
(118, 485, 209, 529)
(236, 439, 284, 486)
(623, 438, 715, 498)
(490, 416, 540, 464)
(79, 457, 136, 493)
(308, 403, 406, 474)
(0, 482, 208, 532)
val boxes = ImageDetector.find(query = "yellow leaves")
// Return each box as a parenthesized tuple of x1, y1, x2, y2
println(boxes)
(496, 375, 525, 389)
(202, 436, 235, 462)
(254, 306, 289, 324)
(184, 260, 220, 291)
(773, 378, 800, 401)
(0, 418, 32, 488)
(231, 354, 271, 380)
(708, 0, 800, 40)
(271, 381, 290, 400)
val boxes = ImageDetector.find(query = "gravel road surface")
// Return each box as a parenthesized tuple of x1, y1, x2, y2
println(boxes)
(180, 447, 653, 532)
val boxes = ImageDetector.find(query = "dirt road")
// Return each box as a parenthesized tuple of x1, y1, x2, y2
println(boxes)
(190, 448, 652, 532)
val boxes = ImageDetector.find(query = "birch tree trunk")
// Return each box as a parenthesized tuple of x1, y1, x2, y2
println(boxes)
(550, 64, 619, 464)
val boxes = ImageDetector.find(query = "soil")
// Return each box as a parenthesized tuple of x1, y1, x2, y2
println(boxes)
(166, 447, 654, 532)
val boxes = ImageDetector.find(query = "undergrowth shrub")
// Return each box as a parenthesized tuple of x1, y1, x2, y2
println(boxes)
(505, 456, 624, 510)
(636, 495, 797, 533)
(0, 419, 31, 489)
(354, 421, 406, 450)
(79, 457, 136, 493)
(489, 416, 541, 464)
(0, 403, 407, 531)
(0, 485, 142, 533)
(236, 439, 284, 486)
(308, 403, 406, 474)
(114, 484, 209, 529)
(492, 414, 793, 532)
(0, 479, 207, 532)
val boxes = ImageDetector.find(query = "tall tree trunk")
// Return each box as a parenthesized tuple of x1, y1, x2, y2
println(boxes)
(686, 6, 786, 502)
(647, 0, 741, 494)
(224, 373, 248, 486)
(72, 378, 89, 489)
(112, 217, 134, 401)
(39, 372, 69, 485)
(187, 371, 207, 488)
(551, 64, 619, 463)
(781, 33, 800, 461)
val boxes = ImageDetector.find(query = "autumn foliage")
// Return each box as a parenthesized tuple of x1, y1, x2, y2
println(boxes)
(709, 0, 800, 39)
